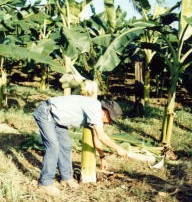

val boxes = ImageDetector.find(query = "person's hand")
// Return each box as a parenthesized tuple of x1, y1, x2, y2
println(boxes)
(100, 158, 108, 171)
(117, 147, 128, 158)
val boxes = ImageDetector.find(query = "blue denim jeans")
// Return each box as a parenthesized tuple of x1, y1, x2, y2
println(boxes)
(33, 101, 73, 186)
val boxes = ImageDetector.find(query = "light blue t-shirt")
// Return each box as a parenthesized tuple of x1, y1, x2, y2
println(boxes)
(49, 95, 103, 127)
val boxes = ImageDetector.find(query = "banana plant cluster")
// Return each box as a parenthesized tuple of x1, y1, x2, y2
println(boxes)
(0, 0, 191, 147)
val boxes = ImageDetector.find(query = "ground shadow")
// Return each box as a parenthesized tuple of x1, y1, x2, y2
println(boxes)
(121, 163, 192, 202)
(0, 132, 42, 180)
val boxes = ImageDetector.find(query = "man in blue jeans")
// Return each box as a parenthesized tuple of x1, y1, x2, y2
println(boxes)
(34, 95, 128, 195)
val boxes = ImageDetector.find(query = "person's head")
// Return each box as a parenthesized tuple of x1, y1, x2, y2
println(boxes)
(101, 100, 123, 123)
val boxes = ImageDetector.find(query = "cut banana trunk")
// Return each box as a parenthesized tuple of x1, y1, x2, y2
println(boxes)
(127, 151, 156, 163)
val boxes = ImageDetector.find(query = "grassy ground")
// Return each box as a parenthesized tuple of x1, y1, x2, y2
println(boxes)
(0, 84, 191, 202)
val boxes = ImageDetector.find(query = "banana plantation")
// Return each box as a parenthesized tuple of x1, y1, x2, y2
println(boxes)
(0, 0, 191, 201)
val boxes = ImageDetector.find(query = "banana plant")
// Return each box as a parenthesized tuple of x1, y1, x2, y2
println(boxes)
(78, 3, 149, 95)
(0, 0, 30, 106)
(79, 0, 117, 183)
(47, 0, 93, 95)
(0, 0, 65, 104)
(128, 0, 180, 106)
(22, 4, 58, 90)
(159, 0, 192, 145)
(0, 1, 64, 73)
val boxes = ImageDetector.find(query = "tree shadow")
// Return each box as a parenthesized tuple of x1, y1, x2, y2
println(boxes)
(0, 132, 42, 180)
(116, 121, 160, 143)
(0, 131, 83, 183)
(174, 121, 192, 134)
(121, 162, 192, 201)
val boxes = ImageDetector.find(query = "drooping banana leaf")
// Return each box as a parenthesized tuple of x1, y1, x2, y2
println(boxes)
(110, 133, 162, 156)
(0, 42, 64, 74)
(94, 20, 160, 72)
(0, 0, 25, 7)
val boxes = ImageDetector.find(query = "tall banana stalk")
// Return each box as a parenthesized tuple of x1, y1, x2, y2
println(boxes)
(161, 0, 192, 145)
(39, 64, 47, 91)
(39, 19, 52, 90)
(134, 60, 144, 116)
(161, 88, 176, 144)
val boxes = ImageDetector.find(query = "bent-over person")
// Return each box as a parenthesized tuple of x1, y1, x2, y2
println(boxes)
(33, 95, 128, 195)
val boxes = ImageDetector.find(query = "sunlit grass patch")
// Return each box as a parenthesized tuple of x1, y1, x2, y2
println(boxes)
(0, 107, 36, 133)
(0, 150, 41, 202)
(175, 108, 192, 130)
(0, 150, 21, 201)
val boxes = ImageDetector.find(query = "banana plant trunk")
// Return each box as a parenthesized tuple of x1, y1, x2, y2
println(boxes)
(161, 90, 176, 145)
(40, 64, 47, 90)
(81, 127, 96, 183)
(144, 67, 150, 106)
(64, 56, 72, 96)
(81, 80, 98, 183)
(0, 63, 7, 108)
(134, 60, 144, 116)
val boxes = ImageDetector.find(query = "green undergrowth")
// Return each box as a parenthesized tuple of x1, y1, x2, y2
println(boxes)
(0, 84, 191, 156)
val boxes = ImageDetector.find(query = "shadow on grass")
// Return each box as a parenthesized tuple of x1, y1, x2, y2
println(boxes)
(0, 131, 82, 183)
(121, 101, 163, 120)
(122, 164, 192, 202)
(0, 132, 42, 180)
(116, 121, 160, 144)
(174, 121, 192, 134)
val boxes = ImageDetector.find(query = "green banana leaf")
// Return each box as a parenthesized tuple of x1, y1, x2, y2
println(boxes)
(63, 26, 90, 58)
(0, 0, 24, 7)
(92, 34, 114, 47)
(95, 20, 160, 72)
(0, 42, 64, 74)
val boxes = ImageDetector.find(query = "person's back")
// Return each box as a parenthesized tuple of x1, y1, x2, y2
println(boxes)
(49, 95, 103, 127)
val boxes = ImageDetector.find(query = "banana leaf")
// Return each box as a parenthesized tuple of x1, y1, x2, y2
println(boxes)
(0, 43, 64, 73)
(95, 20, 160, 72)
(63, 26, 90, 59)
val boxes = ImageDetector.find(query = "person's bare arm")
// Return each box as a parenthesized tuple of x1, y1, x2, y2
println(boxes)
(93, 131, 104, 157)
(92, 131, 107, 171)
(93, 125, 128, 157)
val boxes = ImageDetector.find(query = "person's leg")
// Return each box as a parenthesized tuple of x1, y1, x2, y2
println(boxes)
(55, 125, 73, 181)
(55, 125, 79, 189)
(34, 102, 60, 186)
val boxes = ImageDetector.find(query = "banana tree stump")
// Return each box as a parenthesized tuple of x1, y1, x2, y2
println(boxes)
(81, 127, 96, 183)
